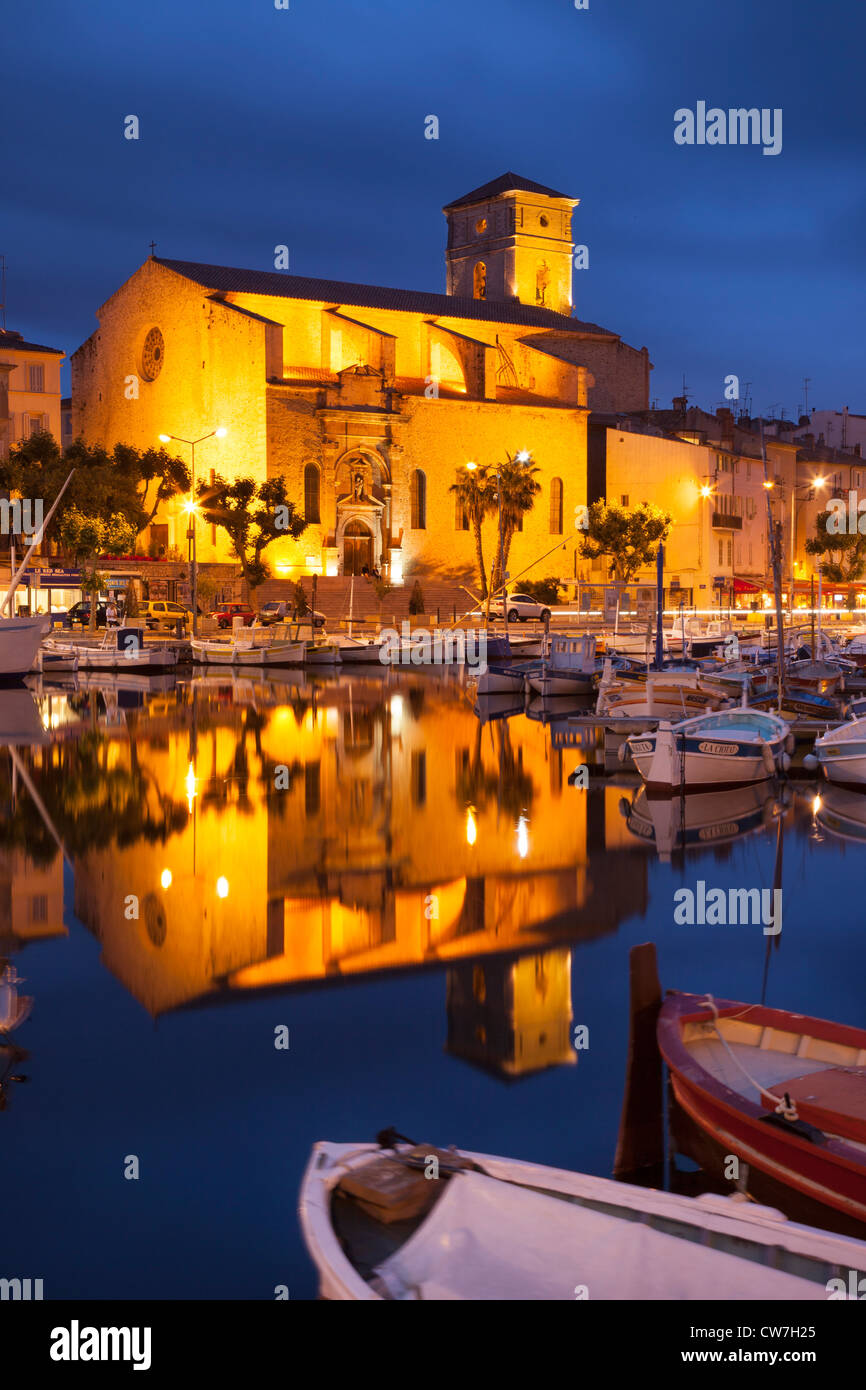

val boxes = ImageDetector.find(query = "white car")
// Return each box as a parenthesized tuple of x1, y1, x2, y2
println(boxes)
(501, 592, 553, 623)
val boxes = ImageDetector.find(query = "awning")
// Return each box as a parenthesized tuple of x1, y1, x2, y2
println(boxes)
(732, 578, 761, 593)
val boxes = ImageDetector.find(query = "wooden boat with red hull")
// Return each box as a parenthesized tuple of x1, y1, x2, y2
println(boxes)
(659, 990, 866, 1234)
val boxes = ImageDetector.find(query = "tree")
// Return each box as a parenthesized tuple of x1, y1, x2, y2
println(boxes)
(578, 499, 672, 583)
(197, 475, 307, 608)
(54, 507, 136, 630)
(0, 433, 188, 551)
(449, 465, 496, 599)
(804, 509, 866, 583)
(493, 452, 542, 590)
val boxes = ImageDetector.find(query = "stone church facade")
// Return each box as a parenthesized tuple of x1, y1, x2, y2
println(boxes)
(71, 173, 651, 583)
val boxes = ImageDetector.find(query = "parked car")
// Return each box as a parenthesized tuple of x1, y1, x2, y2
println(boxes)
(214, 602, 256, 630)
(67, 600, 108, 627)
(502, 593, 553, 623)
(256, 600, 326, 629)
(139, 600, 192, 631)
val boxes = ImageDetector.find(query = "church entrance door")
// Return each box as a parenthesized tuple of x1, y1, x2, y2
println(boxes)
(343, 519, 374, 576)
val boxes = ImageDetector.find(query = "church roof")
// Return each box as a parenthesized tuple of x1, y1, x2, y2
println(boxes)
(155, 258, 615, 338)
(0, 328, 64, 356)
(443, 172, 573, 209)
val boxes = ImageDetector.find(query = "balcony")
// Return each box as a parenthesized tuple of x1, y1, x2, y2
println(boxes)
(711, 512, 743, 531)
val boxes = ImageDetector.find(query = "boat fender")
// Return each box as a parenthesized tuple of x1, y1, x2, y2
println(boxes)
(779, 752, 791, 772)
(802, 753, 818, 771)
(784, 733, 795, 756)
(617, 740, 630, 763)
(761, 742, 776, 775)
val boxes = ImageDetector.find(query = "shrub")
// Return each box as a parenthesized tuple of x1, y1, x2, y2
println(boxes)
(522, 577, 560, 606)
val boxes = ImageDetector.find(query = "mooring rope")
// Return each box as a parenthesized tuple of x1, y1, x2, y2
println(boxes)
(699, 995, 800, 1122)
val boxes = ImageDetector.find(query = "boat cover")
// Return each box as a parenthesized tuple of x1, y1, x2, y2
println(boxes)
(372, 1170, 828, 1300)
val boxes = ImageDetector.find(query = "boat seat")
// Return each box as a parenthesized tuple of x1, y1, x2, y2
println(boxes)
(761, 1068, 866, 1145)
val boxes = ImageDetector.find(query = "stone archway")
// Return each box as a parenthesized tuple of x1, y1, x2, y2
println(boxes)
(343, 519, 374, 576)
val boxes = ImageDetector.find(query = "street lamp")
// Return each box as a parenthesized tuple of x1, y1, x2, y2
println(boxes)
(158, 428, 227, 635)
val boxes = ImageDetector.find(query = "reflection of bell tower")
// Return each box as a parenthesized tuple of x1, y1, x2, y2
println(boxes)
(446, 949, 576, 1079)
(443, 172, 578, 316)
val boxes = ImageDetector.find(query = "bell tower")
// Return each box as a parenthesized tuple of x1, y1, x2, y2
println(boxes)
(443, 172, 578, 316)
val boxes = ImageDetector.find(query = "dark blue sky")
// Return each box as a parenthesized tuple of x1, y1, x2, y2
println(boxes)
(4, 0, 864, 417)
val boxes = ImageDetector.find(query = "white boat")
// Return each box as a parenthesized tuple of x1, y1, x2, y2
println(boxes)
(526, 634, 599, 697)
(333, 636, 385, 663)
(597, 668, 732, 720)
(0, 614, 50, 680)
(299, 1138, 866, 1301)
(190, 633, 305, 667)
(625, 707, 791, 791)
(814, 783, 866, 843)
(37, 645, 78, 673)
(43, 636, 177, 672)
(813, 715, 866, 787)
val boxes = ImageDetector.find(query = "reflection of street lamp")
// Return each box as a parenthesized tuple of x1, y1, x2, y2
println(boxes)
(159, 428, 227, 635)
(465, 805, 477, 846)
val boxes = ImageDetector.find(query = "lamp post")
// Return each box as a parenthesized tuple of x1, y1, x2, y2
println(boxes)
(789, 476, 826, 613)
(158, 428, 226, 635)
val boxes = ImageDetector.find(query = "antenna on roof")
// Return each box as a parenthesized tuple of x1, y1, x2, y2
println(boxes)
(742, 381, 752, 417)
(681, 373, 689, 405)
(0, 254, 6, 330)
(803, 377, 810, 415)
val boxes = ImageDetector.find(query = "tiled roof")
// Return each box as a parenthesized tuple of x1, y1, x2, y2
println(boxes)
(0, 329, 64, 356)
(443, 172, 572, 209)
(156, 258, 614, 337)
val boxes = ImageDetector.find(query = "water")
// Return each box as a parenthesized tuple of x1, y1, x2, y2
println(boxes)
(0, 671, 863, 1298)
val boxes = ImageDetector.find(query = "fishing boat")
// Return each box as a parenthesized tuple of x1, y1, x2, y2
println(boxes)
(812, 715, 866, 786)
(659, 988, 866, 1235)
(621, 781, 781, 858)
(299, 1136, 866, 1300)
(37, 645, 78, 674)
(304, 642, 341, 666)
(190, 632, 305, 667)
(526, 634, 599, 697)
(597, 669, 732, 721)
(754, 659, 844, 699)
(43, 634, 178, 672)
(332, 635, 385, 664)
(624, 706, 791, 792)
(474, 660, 538, 695)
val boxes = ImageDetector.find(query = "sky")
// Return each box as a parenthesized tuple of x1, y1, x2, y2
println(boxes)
(3, 0, 864, 417)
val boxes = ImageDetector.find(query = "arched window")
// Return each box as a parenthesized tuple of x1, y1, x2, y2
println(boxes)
(549, 477, 563, 534)
(473, 262, 487, 300)
(411, 469, 427, 530)
(304, 464, 320, 523)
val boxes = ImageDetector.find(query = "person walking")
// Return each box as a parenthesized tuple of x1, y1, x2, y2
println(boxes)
(106, 598, 119, 629)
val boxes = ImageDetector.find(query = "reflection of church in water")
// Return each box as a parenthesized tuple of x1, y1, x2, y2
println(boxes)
(20, 677, 648, 1076)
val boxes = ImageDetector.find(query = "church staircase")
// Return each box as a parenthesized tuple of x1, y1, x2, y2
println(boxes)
(257, 572, 481, 627)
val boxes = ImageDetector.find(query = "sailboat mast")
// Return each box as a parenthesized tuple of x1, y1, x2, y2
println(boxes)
(1, 469, 76, 615)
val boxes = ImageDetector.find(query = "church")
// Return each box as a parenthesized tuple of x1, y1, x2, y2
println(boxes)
(71, 173, 651, 585)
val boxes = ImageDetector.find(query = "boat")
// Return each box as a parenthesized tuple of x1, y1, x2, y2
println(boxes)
(43, 635, 178, 672)
(304, 642, 341, 666)
(474, 660, 538, 695)
(812, 715, 866, 786)
(526, 634, 599, 697)
(333, 636, 385, 664)
(750, 688, 844, 722)
(624, 706, 791, 792)
(299, 1136, 866, 1300)
(597, 668, 732, 720)
(0, 614, 51, 681)
(659, 988, 866, 1235)
(37, 645, 78, 674)
(190, 632, 305, 667)
(620, 781, 781, 859)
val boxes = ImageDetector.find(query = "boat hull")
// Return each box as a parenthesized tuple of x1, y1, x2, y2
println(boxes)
(0, 615, 50, 680)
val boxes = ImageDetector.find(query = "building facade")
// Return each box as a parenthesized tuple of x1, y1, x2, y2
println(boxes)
(71, 174, 651, 584)
(0, 328, 64, 448)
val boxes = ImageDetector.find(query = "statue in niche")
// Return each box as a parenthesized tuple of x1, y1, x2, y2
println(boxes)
(536, 261, 550, 306)
(353, 470, 364, 500)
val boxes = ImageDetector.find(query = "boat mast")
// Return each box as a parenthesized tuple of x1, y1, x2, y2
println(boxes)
(0, 469, 76, 616)
(760, 427, 785, 711)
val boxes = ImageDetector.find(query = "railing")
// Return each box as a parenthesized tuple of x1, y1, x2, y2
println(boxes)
(711, 512, 743, 530)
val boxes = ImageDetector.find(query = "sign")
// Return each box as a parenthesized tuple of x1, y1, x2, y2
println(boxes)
(23, 567, 80, 587)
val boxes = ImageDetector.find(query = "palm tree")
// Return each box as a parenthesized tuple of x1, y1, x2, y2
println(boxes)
(449, 464, 495, 599)
(491, 452, 542, 591)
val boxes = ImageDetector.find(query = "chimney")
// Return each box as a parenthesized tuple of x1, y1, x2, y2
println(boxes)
(672, 395, 687, 418)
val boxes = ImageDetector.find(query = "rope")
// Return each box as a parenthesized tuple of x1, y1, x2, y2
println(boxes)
(699, 995, 800, 1122)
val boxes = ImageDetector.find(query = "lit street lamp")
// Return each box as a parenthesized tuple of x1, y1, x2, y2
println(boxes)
(158, 428, 227, 635)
